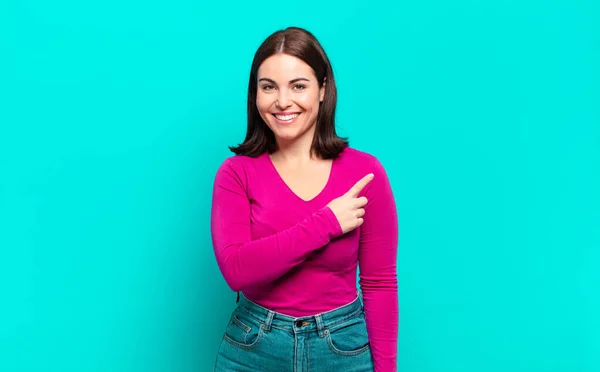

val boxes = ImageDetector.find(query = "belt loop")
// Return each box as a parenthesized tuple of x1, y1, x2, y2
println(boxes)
(315, 314, 326, 337)
(263, 310, 275, 333)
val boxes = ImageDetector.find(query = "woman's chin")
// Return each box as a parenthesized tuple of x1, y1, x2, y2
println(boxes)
(272, 128, 300, 140)
(275, 134, 298, 143)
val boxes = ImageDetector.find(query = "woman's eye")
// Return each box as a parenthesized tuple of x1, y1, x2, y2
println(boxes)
(292, 84, 306, 91)
(262, 85, 275, 91)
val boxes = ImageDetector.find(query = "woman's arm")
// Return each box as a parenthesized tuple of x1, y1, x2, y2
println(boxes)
(358, 156, 399, 372)
(211, 158, 343, 292)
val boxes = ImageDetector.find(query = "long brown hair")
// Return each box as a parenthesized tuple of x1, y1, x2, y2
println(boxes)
(229, 27, 348, 159)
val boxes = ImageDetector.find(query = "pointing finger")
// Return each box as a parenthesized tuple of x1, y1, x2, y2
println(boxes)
(345, 173, 374, 198)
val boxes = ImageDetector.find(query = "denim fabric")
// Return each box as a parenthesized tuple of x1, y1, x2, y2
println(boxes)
(214, 293, 374, 372)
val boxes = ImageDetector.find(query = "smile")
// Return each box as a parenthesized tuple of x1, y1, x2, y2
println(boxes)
(273, 113, 301, 123)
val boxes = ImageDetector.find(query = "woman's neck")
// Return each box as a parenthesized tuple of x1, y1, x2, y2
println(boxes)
(272, 127, 320, 164)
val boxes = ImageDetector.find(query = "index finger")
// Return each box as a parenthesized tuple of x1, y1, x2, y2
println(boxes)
(345, 173, 374, 198)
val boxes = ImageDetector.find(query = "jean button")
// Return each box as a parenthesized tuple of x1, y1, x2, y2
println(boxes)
(295, 320, 303, 328)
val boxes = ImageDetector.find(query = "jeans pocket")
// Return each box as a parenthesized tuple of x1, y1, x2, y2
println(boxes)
(325, 313, 371, 356)
(223, 308, 264, 350)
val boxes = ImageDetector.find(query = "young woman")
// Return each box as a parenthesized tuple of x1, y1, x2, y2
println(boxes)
(211, 27, 399, 372)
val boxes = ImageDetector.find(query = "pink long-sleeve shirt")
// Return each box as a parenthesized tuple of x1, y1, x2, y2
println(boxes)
(210, 146, 399, 371)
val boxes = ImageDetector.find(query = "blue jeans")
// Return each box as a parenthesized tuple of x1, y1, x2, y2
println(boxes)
(214, 293, 374, 372)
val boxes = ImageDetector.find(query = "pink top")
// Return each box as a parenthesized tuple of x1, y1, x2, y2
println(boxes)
(210, 146, 399, 371)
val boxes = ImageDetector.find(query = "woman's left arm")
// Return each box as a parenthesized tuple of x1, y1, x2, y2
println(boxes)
(358, 156, 399, 372)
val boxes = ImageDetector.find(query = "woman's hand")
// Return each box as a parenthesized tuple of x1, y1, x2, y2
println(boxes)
(326, 173, 374, 234)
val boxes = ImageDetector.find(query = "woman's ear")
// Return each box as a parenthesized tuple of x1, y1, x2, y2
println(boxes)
(320, 77, 327, 102)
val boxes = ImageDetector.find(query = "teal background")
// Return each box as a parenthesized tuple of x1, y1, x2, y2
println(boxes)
(1, 0, 599, 371)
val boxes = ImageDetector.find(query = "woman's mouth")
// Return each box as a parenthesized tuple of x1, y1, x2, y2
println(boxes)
(272, 112, 301, 124)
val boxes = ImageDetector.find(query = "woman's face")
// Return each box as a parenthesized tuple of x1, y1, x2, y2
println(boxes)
(256, 53, 325, 145)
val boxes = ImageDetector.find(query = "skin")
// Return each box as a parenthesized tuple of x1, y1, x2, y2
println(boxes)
(255, 53, 372, 232)
(256, 53, 330, 201)
(256, 53, 326, 156)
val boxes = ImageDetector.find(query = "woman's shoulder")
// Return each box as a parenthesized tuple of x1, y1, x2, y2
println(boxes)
(219, 153, 262, 167)
(340, 146, 375, 160)
(336, 146, 392, 184)
(215, 153, 267, 180)
(338, 146, 384, 168)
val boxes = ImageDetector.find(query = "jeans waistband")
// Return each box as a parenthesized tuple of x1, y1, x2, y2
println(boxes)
(236, 292, 364, 336)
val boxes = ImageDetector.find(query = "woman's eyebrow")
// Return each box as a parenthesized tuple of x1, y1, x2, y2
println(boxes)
(258, 77, 310, 84)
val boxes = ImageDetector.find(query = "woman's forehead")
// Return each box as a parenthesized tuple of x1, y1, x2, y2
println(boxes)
(257, 54, 316, 80)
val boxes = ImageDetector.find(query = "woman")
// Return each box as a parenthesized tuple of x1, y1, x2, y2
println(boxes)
(211, 27, 399, 372)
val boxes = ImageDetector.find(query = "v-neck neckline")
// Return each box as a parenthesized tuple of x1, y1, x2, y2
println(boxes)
(263, 152, 336, 204)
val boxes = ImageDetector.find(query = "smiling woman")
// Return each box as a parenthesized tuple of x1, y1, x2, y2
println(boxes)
(211, 27, 399, 372)
(256, 54, 325, 143)
(230, 27, 346, 159)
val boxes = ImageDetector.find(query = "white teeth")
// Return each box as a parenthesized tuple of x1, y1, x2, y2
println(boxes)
(274, 113, 299, 121)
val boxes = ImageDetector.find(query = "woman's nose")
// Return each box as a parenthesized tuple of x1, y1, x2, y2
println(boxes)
(276, 91, 291, 109)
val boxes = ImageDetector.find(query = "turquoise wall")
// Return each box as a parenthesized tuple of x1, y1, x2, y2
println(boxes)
(1, 0, 598, 371)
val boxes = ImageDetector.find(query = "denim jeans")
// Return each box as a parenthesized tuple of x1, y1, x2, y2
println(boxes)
(214, 293, 374, 372)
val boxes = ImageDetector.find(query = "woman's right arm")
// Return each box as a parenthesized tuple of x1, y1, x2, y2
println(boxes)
(210, 158, 343, 292)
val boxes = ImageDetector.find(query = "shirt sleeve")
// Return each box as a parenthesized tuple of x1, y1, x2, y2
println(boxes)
(358, 156, 399, 372)
(210, 157, 344, 292)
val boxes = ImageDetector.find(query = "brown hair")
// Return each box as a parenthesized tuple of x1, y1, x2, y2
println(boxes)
(229, 27, 348, 159)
